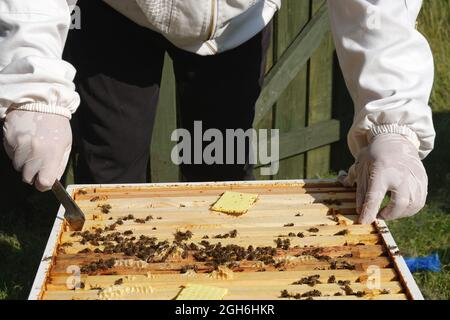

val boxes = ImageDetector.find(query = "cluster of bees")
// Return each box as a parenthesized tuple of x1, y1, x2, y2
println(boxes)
(72, 224, 282, 274)
(174, 230, 193, 242)
(80, 258, 116, 274)
(278, 232, 305, 238)
(193, 241, 278, 267)
(211, 229, 238, 239)
(292, 274, 322, 286)
(105, 214, 156, 229)
(72, 221, 363, 275)
(73, 223, 175, 261)
(280, 289, 322, 300)
(68, 203, 366, 279)
(281, 273, 390, 299)
(296, 247, 357, 270)
(274, 238, 291, 250)
(277, 226, 320, 239)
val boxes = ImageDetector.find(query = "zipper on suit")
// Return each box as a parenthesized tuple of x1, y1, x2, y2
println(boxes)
(207, 0, 218, 40)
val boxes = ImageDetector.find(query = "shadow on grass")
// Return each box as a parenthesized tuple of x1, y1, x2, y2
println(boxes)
(0, 135, 59, 299)
(423, 111, 450, 208)
(436, 247, 450, 266)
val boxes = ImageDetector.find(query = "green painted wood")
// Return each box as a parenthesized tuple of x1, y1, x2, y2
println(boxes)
(253, 3, 330, 126)
(255, 119, 340, 168)
(150, 54, 179, 182)
(306, 0, 335, 178)
(273, 0, 310, 180)
(254, 23, 275, 180)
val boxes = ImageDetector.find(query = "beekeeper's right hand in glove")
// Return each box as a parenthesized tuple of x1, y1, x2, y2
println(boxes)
(339, 134, 428, 224)
(3, 110, 72, 192)
(328, 0, 435, 223)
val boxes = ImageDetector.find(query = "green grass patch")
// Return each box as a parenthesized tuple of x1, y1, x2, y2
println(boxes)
(387, 203, 450, 300)
(418, 0, 450, 112)
(0, 190, 59, 300)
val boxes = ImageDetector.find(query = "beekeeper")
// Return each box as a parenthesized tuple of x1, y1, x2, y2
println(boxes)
(0, 0, 435, 224)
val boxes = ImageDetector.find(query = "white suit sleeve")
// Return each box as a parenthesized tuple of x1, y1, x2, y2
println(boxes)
(0, 0, 80, 120)
(327, 0, 435, 159)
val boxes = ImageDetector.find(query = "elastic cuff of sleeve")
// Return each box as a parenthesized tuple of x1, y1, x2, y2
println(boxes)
(12, 102, 73, 119)
(368, 124, 421, 150)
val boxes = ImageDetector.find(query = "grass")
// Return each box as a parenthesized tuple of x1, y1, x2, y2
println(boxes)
(0, 1, 449, 300)
(0, 185, 59, 299)
(387, 205, 450, 300)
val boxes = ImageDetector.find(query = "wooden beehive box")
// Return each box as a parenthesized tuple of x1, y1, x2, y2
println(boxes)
(29, 180, 423, 300)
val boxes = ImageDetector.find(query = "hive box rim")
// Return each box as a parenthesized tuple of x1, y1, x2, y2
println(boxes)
(28, 179, 424, 300)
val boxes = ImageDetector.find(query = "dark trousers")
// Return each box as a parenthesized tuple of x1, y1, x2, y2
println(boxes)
(65, 0, 271, 184)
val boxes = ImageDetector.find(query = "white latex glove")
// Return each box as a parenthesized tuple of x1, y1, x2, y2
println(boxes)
(338, 134, 428, 224)
(3, 110, 72, 192)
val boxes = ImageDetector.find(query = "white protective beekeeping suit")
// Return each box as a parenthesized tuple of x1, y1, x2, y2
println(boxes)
(0, 0, 435, 223)
(327, 0, 435, 160)
(327, 0, 434, 223)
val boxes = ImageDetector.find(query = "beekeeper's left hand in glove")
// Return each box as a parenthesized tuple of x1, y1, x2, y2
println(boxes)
(3, 110, 72, 192)
(339, 134, 428, 224)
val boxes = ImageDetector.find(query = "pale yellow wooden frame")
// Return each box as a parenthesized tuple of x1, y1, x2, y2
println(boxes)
(28, 179, 424, 300)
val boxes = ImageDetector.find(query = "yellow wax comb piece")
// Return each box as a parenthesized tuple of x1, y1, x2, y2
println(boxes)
(210, 191, 258, 216)
(175, 284, 228, 300)
(336, 214, 355, 226)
